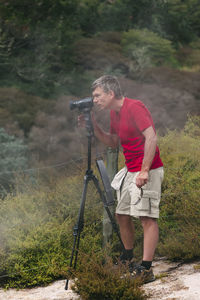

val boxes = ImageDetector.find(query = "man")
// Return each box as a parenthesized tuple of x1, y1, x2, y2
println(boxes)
(91, 75, 164, 283)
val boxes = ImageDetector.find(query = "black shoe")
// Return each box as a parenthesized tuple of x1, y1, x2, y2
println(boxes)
(130, 264, 155, 284)
(119, 252, 133, 264)
(115, 257, 136, 273)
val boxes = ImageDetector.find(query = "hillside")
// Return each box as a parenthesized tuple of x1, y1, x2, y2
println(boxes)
(1, 0, 200, 165)
(1, 66, 200, 165)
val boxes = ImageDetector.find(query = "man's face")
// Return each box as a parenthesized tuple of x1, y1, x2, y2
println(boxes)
(92, 87, 113, 110)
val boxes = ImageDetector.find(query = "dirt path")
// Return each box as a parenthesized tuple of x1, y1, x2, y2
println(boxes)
(0, 259, 200, 300)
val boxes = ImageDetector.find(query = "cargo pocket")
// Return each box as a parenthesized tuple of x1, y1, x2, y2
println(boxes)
(111, 167, 128, 191)
(133, 190, 159, 213)
(137, 190, 160, 214)
(130, 185, 143, 206)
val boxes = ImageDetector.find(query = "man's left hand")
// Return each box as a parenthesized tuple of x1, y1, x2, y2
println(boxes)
(135, 171, 149, 188)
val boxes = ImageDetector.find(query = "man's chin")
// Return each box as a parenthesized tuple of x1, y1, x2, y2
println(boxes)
(96, 105, 105, 111)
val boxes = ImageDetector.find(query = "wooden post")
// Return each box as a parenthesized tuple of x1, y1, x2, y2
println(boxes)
(103, 147, 119, 247)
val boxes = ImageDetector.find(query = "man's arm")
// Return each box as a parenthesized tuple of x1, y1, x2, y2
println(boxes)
(135, 126, 157, 188)
(92, 115, 119, 148)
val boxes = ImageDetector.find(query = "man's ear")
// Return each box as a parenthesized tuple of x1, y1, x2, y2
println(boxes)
(109, 90, 115, 98)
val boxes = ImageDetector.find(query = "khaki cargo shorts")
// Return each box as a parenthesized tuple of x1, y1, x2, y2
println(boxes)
(111, 167, 164, 219)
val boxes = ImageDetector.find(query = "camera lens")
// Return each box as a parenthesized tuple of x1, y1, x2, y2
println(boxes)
(69, 97, 93, 110)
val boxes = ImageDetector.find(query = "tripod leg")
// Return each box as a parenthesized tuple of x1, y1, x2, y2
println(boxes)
(65, 175, 90, 290)
(91, 175, 125, 251)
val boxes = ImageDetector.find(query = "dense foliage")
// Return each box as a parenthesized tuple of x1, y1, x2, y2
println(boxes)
(72, 252, 147, 300)
(0, 0, 200, 146)
(0, 169, 103, 288)
(1, 0, 200, 98)
(0, 128, 28, 197)
(158, 116, 200, 260)
(121, 29, 177, 74)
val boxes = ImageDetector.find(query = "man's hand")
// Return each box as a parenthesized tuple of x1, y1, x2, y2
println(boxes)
(77, 114, 86, 127)
(135, 171, 149, 188)
(78, 112, 96, 128)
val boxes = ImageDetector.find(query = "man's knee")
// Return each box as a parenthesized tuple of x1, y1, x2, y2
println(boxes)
(140, 216, 157, 228)
(115, 213, 131, 224)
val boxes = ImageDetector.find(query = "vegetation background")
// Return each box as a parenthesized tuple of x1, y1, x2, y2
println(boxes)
(0, 0, 200, 298)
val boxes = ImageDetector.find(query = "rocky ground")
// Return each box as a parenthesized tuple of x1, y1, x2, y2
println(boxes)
(144, 258, 200, 300)
(0, 258, 200, 300)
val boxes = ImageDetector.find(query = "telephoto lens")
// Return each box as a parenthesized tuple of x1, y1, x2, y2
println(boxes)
(70, 97, 93, 110)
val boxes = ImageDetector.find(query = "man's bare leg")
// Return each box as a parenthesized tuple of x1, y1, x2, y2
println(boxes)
(115, 214, 134, 249)
(140, 216, 159, 261)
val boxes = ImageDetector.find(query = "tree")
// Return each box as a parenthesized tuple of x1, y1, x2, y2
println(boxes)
(161, 0, 200, 44)
(0, 128, 28, 198)
(0, 0, 81, 97)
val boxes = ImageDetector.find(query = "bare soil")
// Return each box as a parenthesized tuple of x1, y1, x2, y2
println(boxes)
(0, 258, 200, 300)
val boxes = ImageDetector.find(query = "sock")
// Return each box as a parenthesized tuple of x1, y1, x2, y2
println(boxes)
(141, 260, 152, 270)
(120, 248, 133, 261)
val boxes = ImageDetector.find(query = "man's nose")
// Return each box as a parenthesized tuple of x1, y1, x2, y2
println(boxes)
(93, 97, 98, 103)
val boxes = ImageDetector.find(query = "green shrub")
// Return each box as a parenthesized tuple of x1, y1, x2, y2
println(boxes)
(0, 168, 104, 288)
(0, 128, 28, 197)
(0, 87, 55, 135)
(177, 39, 200, 72)
(121, 29, 177, 73)
(158, 116, 200, 260)
(72, 251, 147, 300)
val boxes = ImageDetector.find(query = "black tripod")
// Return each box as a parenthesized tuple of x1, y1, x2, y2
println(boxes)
(65, 108, 125, 290)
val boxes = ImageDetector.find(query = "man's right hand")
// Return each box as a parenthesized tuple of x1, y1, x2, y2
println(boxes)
(135, 171, 149, 188)
(78, 112, 118, 148)
(78, 114, 85, 127)
(78, 112, 96, 128)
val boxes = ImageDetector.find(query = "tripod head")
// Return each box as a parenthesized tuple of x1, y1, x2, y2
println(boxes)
(69, 98, 94, 171)
(82, 108, 94, 137)
(70, 97, 94, 137)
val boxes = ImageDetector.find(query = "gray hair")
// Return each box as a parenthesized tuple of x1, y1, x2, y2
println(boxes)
(91, 75, 123, 99)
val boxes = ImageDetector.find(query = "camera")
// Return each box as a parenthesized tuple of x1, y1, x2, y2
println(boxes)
(70, 97, 93, 111)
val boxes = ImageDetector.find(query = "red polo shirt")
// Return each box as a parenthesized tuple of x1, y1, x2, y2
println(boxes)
(110, 97, 163, 172)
